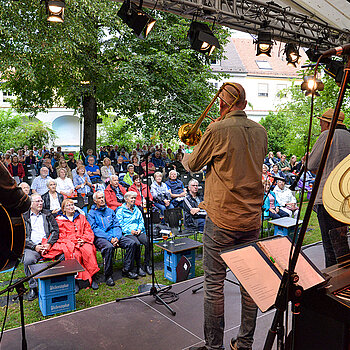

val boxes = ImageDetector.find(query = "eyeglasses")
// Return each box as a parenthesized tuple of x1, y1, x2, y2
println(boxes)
(32, 200, 44, 203)
(191, 185, 198, 187)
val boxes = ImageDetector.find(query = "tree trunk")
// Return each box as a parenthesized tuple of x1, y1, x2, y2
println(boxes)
(82, 94, 97, 155)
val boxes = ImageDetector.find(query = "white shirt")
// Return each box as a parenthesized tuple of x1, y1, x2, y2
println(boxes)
(49, 193, 61, 211)
(273, 186, 296, 207)
(56, 177, 74, 194)
(30, 212, 46, 245)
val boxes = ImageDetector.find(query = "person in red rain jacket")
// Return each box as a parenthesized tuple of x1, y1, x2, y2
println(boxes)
(128, 174, 153, 210)
(50, 198, 100, 292)
(104, 175, 127, 211)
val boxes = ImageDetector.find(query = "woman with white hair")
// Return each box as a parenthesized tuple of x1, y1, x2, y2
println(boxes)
(150, 171, 174, 215)
(100, 157, 115, 183)
(116, 191, 151, 276)
(56, 168, 75, 197)
(42, 179, 64, 215)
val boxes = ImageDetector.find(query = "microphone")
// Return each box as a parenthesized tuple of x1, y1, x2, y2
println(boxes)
(321, 43, 350, 58)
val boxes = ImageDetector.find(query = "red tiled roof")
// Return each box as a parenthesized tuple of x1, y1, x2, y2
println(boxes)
(232, 38, 307, 77)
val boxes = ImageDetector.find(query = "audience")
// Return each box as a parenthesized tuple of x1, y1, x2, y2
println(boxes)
(114, 156, 128, 176)
(57, 159, 73, 180)
(128, 174, 152, 210)
(19, 182, 31, 195)
(121, 164, 136, 188)
(87, 191, 137, 283)
(84, 149, 97, 165)
(25, 150, 36, 165)
(165, 170, 186, 208)
(264, 151, 278, 168)
(42, 158, 57, 179)
(73, 165, 93, 195)
(262, 181, 289, 219)
(116, 191, 152, 276)
(56, 198, 100, 292)
(42, 179, 64, 215)
(23, 193, 61, 301)
(277, 154, 293, 184)
(104, 175, 127, 211)
(56, 168, 75, 197)
(131, 155, 144, 177)
(2, 143, 309, 295)
(67, 152, 77, 170)
(101, 157, 115, 183)
(31, 167, 52, 195)
(150, 171, 174, 215)
(8, 155, 25, 184)
(86, 156, 101, 184)
(183, 179, 206, 232)
(273, 179, 299, 218)
(141, 155, 156, 176)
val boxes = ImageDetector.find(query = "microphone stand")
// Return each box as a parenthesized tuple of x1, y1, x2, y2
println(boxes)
(263, 55, 350, 350)
(116, 152, 176, 316)
(0, 260, 61, 350)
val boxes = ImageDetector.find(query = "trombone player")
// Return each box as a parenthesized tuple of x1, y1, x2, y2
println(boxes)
(184, 83, 267, 350)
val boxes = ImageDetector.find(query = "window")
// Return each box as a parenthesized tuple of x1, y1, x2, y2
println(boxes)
(277, 84, 287, 98)
(2, 91, 14, 103)
(258, 83, 269, 97)
(255, 60, 272, 70)
(211, 58, 220, 66)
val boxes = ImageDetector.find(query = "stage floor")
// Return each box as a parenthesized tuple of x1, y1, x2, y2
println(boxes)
(1, 242, 325, 350)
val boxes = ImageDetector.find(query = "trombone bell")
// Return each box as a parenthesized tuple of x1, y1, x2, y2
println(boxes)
(178, 123, 202, 147)
(178, 82, 241, 146)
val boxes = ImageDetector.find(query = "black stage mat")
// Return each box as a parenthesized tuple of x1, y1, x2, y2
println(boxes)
(1, 242, 325, 350)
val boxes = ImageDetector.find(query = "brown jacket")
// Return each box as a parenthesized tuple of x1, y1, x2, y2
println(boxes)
(188, 110, 267, 231)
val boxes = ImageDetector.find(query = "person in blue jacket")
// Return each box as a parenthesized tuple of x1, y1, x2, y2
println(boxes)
(262, 181, 289, 219)
(87, 191, 139, 282)
(116, 191, 152, 276)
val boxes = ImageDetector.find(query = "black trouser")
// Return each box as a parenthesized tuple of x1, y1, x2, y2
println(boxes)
(316, 204, 346, 267)
(125, 233, 150, 267)
(94, 236, 137, 277)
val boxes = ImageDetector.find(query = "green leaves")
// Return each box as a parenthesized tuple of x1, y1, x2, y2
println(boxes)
(0, 0, 229, 149)
(261, 70, 350, 158)
(0, 109, 55, 150)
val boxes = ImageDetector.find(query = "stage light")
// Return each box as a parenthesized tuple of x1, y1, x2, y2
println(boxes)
(187, 21, 220, 56)
(255, 31, 273, 57)
(46, 0, 65, 23)
(117, 0, 156, 39)
(301, 76, 324, 96)
(285, 43, 301, 67)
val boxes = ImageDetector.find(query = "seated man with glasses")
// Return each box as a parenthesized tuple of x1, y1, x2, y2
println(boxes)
(22, 193, 61, 301)
(183, 179, 206, 232)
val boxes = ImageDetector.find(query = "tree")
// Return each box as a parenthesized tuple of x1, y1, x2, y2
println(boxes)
(260, 70, 350, 158)
(0, 109, 55, 151)
(259, 112, 289, 154)
(0, 0, 229, 153)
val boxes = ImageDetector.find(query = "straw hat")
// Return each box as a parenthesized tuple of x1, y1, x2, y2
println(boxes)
(317, 108, 345, 126)
(323, 154, 350, 224)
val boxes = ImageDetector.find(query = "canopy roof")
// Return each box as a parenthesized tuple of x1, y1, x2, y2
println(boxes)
(112, 0, 350, 50)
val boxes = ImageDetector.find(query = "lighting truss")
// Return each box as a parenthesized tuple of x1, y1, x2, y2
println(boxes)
(111, 0, 350, 51)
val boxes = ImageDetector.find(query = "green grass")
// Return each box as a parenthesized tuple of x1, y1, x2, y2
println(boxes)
(0, 203, 320, 331)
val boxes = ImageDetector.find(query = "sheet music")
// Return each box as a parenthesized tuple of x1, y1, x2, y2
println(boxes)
(221, 245, 281, 312)
(258, 237, 325, 290)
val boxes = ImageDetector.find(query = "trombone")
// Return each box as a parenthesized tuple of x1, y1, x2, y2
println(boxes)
(178, 82, 241, 146)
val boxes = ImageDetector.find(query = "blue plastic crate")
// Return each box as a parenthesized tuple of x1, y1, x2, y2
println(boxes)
(274, 225, 300, 239)
(39, 291, 76, 316)
(164, 250, 196, 282)
(38, 275, 75, 296)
